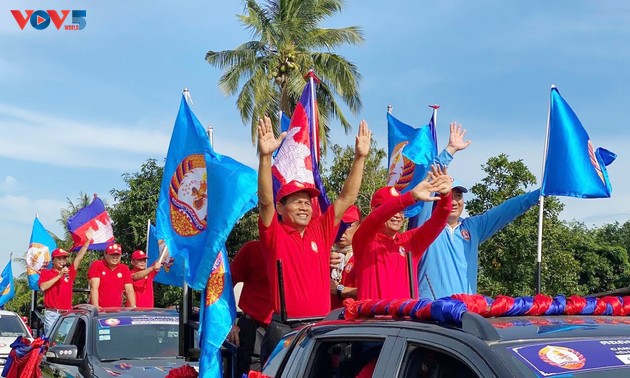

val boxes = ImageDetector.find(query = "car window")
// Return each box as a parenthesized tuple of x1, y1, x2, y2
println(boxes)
(306, 338, 385, 378)
(95, 315, 179, 360)
(400, 343, 479, 378)
(50, 316, 77, 346)
(0, 314, 29, 338)
(261, 332, 298, 377)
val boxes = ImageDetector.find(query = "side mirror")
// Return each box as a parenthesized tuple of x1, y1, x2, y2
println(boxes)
(45, 345, 82, 366)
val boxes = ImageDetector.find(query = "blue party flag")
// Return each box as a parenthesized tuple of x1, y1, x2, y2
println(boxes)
(155, 95, 257, 291)
(387, 112, 437, 217)
(198, 246, 236, 377)
(25, 217, 57, 291)
(0, 260, 15, 307)
(541, 86, 616, 198)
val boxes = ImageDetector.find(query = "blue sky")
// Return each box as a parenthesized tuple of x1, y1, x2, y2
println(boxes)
(1, 1, 630, 274)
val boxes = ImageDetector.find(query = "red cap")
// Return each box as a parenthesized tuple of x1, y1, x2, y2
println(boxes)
(370, 186, 400, 209)
(132, 250, 148, 260)
(105, 243, 122, 255)
(51, 248, 70, 258)
(276, 180, 320, 202)
(342, 205, 361, 223)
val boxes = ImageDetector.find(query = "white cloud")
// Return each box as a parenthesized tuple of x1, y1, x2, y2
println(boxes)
(0, 176, 17, 192)
(0, 103, 171, 170)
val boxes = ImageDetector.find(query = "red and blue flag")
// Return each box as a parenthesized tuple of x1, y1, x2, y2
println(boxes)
(66, 197, 114, 250)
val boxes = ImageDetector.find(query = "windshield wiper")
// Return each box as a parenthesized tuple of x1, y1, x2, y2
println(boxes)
(99, 357, 148, 362)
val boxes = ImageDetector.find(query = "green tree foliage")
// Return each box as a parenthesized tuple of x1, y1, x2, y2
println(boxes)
(109, 159, 181, 307)
(468, 154, 581, 296)
(206, 0, 364, 145)
(320, 140, 388, 217)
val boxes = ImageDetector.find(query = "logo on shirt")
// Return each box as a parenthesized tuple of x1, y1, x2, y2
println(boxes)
(461, 229, 471, 241)
(345, 263, 353, 273)
(311, 241, 318, 253)
(117, 273, 122, 278)
(63, 276, 69, 283)
(399, 246, 406, 256)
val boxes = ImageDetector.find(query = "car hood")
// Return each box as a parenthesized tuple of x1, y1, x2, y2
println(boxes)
(0, 336, 32, 356)
(96, 360, 198, 378)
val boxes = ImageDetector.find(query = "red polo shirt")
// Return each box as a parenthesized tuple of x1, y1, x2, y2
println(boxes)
(39, 265, 77, 310)
(129, 268, 157, 307)
(230, 241, 272, 325)
(259, 206, 338, 319)
(88, 260, 133, 307)
(353, 191, 451, 300)
(330, 253, 357, 309)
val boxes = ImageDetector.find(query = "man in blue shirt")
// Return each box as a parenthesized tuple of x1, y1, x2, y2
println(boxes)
(417, 181, 540, 299)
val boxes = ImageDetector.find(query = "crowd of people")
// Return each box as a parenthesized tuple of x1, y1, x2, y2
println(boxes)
(36, 115, 540, 376)
(226, 116, 539, 376)
(37, 240, 165, 335)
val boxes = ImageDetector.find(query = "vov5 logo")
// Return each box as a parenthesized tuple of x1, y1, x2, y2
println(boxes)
(10, 10, 86, 30)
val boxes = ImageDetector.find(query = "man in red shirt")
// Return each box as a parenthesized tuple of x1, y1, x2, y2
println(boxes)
(38, 238, 91, 335)
(88, 243, 136, 308)
(129, 249, 162, 307)
(227, 240, 272, 376)
(353, 166, 453, 300)
(330, 205, 361, 309)
(257, 116, 371, 362)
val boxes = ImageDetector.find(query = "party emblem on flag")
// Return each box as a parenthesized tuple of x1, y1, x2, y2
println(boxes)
(1, 283, 11, 296)
(205, 252, 225, 306)
(169, 154, 208, 237)
(388, 141, 415, 192)
(587, 141, 605, 183)
(26, 243, 51, 277)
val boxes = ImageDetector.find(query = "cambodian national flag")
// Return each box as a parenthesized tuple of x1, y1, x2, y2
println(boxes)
(67, 197, 114, 251)
(272, 72, 330, 216)
(199, 246, 236, 377)
(147, 225, 184, 288)
(26, 217, 57, 291)
(387, 112, 437, 217)
(541, 86, 616, 198)
(155, 95, 257, 291)
(0, 260, 15, 307)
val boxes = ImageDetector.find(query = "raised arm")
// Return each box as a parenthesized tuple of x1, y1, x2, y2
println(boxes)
(73, 238, 92, 271)
(333, 120, 371, 225)
(257, 116, 286, 227)
(131, 261, 161, 281)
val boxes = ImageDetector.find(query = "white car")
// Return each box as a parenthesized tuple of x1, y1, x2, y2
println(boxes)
(0, 310, 33, 369)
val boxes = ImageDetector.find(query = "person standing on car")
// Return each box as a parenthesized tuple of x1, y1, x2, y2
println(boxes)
(88, 243, 136, 308)
(417, 182, 540, 299)
(256, 116, 371, 362)
(38, 238, 91, 334)
(227, 240, 272, 376)
(128, 249, 162, 307)
(353, 166, 452, 300)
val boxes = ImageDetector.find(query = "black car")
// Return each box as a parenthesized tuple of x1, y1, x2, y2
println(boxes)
(41, 305, 198, 378)
(262, 309, 630, 377)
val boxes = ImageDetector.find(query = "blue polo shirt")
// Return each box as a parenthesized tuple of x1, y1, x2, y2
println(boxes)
(417, 189, 540, 299)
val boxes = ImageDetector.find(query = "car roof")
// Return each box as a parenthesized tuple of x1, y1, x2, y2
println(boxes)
(314, 312, 630, 344)
(66, 305, 179, 319)
(0, 310, 20, 317)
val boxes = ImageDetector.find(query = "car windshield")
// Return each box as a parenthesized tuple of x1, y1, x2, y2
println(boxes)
(0, 315, 29, 338)
(95, 315, 179, 361)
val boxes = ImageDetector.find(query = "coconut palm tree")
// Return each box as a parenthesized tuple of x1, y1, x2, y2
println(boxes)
(206, 0, 364, 146)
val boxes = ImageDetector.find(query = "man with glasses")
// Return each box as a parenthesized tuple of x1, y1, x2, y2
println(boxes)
(88, 243, 136, 308)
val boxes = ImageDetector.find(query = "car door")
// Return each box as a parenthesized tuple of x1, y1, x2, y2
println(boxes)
(280, 325, 402, 378)
(387, 328, 510, 378)
(41, 315, 82, 378)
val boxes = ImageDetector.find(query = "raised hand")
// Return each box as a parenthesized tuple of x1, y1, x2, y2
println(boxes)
(257, 116, 286, 157)
(427, 165, 452, 195)
(446, 122, 472, 154)
(355, 120, 371, 158)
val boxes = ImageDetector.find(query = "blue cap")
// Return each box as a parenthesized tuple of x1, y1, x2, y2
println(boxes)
(451, 178, 468, 193)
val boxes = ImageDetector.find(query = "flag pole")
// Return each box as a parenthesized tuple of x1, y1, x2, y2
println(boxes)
(145, 219, 150, 255)
(535, 85, 554, 294)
